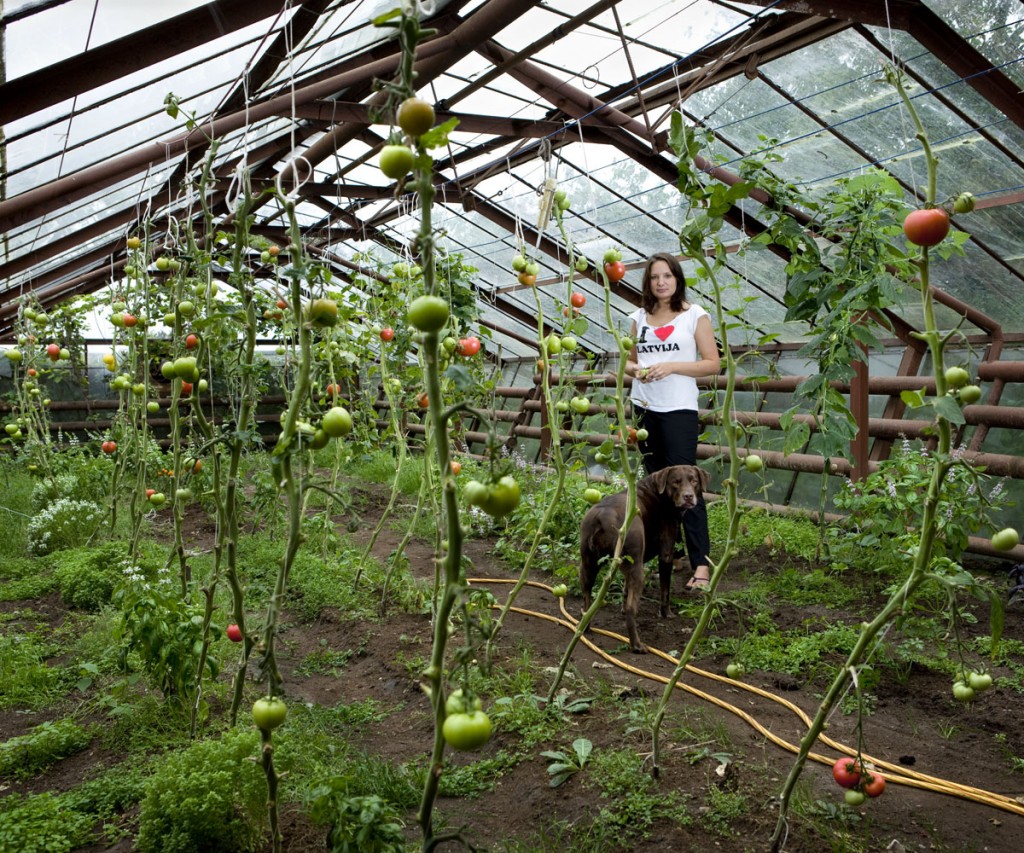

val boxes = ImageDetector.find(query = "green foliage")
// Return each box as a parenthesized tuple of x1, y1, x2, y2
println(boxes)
(709, 504, 822, 562)
(0, 718, 93, 779)
(348, 448, 422, 494)
(26, 497, 105, 556)
(0, 629, 67, 710)
(112, 563, 218, 699)
(831, 442, 1010, 567)
(586, 748, 691, 839)
(0, 792, 95, 853)
(96, 693, 194, 755)
(700, 787, 748, 836)
(135, 728, 267, 853)
(436, 750, 521, 798)
(0, 556, 56, 601)
(51, 542, 128, 610)
(310, 791, 406, 853)
(708, 621, 861, 683)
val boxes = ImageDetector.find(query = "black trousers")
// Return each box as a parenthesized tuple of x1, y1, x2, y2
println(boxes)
(634, 406, 711, 570)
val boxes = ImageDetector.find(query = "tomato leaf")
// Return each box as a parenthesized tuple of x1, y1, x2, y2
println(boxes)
(931, 394, 966, 425)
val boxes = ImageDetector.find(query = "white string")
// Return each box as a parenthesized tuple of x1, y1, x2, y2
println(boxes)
(275, 155, 313, 199)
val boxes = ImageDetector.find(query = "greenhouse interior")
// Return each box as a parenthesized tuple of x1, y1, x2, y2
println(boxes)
(1, 1, 1023, 851)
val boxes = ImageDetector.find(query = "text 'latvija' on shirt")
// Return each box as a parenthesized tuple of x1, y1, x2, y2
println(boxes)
(629, 304, 709, 413)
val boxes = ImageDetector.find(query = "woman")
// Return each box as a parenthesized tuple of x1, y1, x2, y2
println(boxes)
(625, 252, 720, 590)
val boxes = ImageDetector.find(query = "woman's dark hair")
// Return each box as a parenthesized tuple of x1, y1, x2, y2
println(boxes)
(640, 252, 686, 313)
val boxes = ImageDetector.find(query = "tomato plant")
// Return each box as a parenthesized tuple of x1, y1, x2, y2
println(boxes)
(903, 208, 950, 246)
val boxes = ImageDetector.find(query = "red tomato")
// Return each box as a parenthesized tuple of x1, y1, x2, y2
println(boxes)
(180, 381, 193, 395)
(379, 327, 395, 342)
(146, 488, 156, 498)
(185, 334, 199, 350)
(450, 460, 462, 475)
(276, 298, 288, 310)
(517, 272, 536, 287)
(863, 771, 886, 798)
(570, 292, 586, 308)
(417, 392, 429, 409)
(832, 757, 861, 790)
(101, 440, 117, 454)
(562, 306, 580, 318)
(227, 624, 243, 642)
(325, 383, 340, 398)
(457, 336, 481, 357)
(604, 261, 626, 282)
(122, 314, 138, 328)
(903, 208, 950, 247)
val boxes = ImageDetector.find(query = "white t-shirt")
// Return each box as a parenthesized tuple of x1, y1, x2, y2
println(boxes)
(629, 304, 709, 413)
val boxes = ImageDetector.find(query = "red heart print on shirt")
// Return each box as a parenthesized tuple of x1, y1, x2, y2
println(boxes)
(654, 326, 674, 341)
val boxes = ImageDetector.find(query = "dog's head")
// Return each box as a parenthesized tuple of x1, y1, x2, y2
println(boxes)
(651, 465, 709, 510)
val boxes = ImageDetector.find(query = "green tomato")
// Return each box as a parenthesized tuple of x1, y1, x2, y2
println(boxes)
(944, 366, 970, 389)
(953, 192, 975, 214)
(958, 384, 982, 404)
(583, 487, 602, 505)
(726, 662, 745, 679)
(321, 406, 353, 438)
(551, 583, 568, 597)
(844, 789, 866, 806)
(569, 396, 590, 414)
(173, 357, 197, 379)
(952, 681, 976, 702)
(442, 710, 492, 752)
(635, 428, 649, 441)
(445, 688, 483, 716)
(252, 696, 288, 731)
(407, 295, 450, 332)
(479, 476, 521, 518)
(160, 361, 176, 380)
(147, 401, 160, 414)
(544, 333, 561, 355)
(148, 492, 166, 507)
(967, 671, 993, 692)
(511, 254, 527, 272)
(574, 256, 588, 272)
(379, 144, 415, 180)
(744, 454, 763, 473)
(306, 298, 339, 328)
(991, 527, 1019, 551)
(462, 479, 489, 507)
(560, 336, 578, 352)
(177, 300, 196, 317)
(555, 400, 570, 413)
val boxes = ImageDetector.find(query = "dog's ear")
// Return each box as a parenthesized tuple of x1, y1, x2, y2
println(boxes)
(650, 467, 671, 493)
(697, 466, 711, 492)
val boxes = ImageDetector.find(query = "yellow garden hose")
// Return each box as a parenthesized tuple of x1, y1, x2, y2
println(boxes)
(467, 576, 1024, 819)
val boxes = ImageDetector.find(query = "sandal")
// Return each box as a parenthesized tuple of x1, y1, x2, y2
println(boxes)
(685, 574, 710, 591)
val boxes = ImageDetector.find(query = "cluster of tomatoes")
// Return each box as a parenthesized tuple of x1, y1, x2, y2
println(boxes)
(603, 248, 626, 282)
(441, 689, 492, 752)
(832, 757, 885, 806)
(511, 253, 541, 287)
(378, 96, 436, 181)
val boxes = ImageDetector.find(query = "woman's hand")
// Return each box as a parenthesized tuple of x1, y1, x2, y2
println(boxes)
(641, 363, 669, 382)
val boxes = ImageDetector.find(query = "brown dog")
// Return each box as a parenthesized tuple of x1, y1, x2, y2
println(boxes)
(579, 465, 710, 653)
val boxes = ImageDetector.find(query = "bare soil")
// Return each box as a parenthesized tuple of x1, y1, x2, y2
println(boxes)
(3, 487, 1023, 853)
